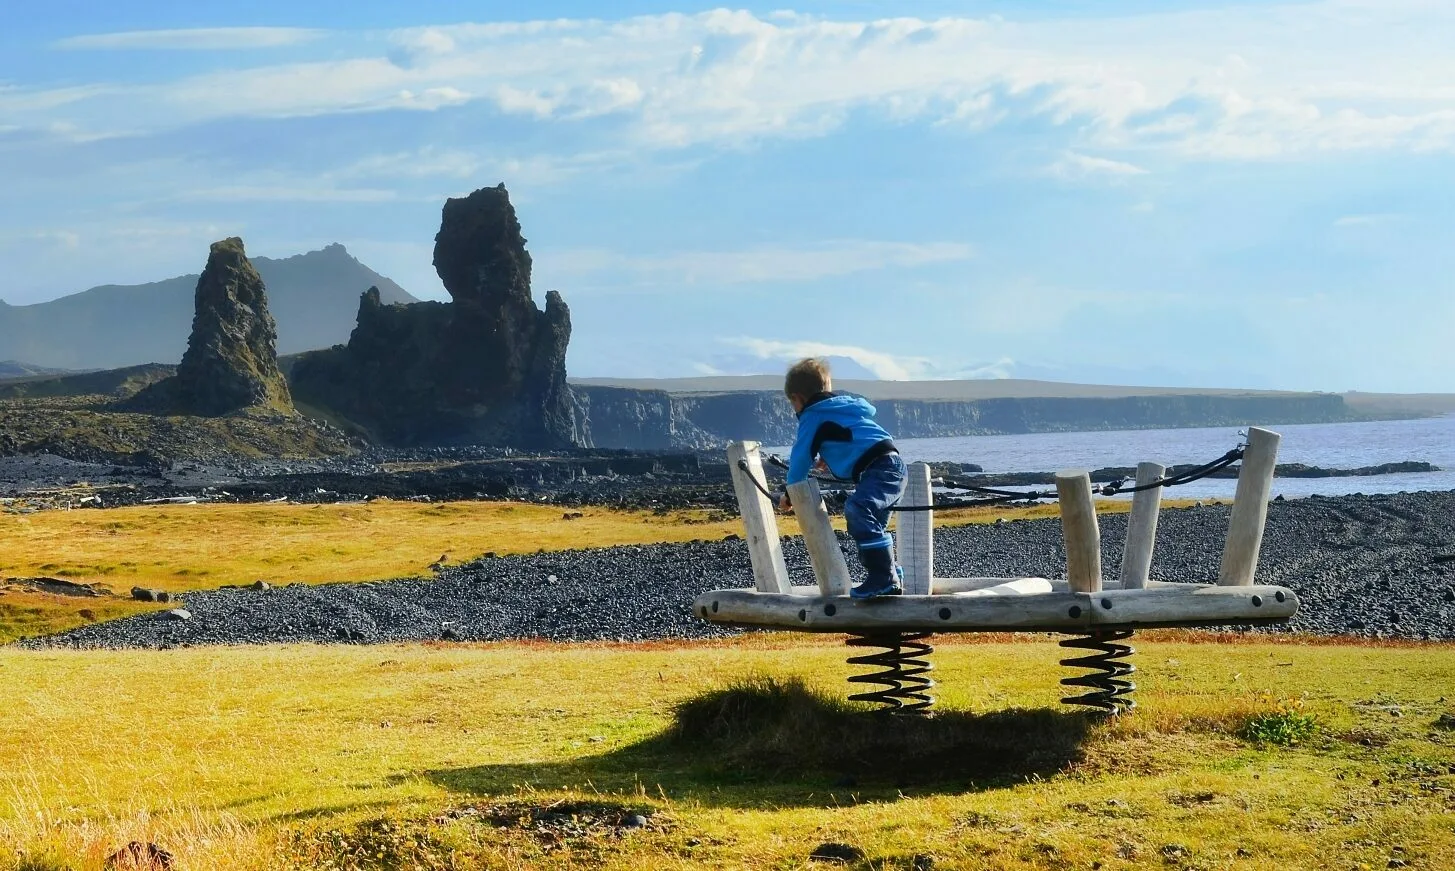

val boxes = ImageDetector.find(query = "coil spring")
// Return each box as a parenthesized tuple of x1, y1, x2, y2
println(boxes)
(846, 632, 935, 714)
(1059, 630, 1136, 714)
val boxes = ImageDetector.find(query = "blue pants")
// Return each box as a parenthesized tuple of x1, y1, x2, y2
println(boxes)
(844, 453, 907, 554)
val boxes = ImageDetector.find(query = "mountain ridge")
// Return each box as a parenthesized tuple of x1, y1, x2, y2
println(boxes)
(0, 243, 416, 370)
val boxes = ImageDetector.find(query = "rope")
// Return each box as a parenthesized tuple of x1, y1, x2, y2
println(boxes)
(737, 458, 1052, 512)
(736, 458, 785, 502)
(1098, 445, 1245, 495)
(740, 439, 1248, 514)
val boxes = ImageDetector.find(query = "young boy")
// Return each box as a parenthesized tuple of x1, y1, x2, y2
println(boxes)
(778, 358, 907, 599)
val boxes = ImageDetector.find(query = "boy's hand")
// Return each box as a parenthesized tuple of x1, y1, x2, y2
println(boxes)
(813, 458, 829, 474)
(778, 492, 793, 514)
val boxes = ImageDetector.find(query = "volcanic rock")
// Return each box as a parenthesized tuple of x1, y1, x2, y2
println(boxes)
(129, 238, 293, 417)
(290, 184, 575, 448)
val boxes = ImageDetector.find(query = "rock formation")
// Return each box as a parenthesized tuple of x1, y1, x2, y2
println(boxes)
(129, 238, 294, 416)
(289, 184, 576, 448)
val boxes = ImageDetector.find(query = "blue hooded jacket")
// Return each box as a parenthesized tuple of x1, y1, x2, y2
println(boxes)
(786, 392, 897, 485)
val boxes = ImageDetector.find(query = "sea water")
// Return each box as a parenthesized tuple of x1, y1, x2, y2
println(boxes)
(898, 415, 1455, 499)
(777, 414, 1455, 500)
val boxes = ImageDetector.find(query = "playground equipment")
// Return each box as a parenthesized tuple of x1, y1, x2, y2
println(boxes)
(694, 427, 1299, 714)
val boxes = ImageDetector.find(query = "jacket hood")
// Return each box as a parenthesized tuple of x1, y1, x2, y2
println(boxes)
(799, 392, 876, 419)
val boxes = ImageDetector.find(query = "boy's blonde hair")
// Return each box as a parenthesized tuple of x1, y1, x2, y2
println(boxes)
(784, 357, 831, 399)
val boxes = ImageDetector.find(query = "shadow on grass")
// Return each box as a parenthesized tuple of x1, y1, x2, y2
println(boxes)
(426, 676, 1095, 808)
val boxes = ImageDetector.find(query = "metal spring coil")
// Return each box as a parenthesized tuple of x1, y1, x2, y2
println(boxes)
(1059, 630, 1136, 714)
(846, 632, 935, 714)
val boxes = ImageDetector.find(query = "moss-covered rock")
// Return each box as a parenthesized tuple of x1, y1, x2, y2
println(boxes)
(130, 238, 294, 417)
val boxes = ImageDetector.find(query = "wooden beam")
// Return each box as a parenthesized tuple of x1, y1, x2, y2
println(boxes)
(954, 578, 1055, 597)
(1118, 461, 1165, 590)
(1056, 470, 1102, 593)
(1219, 427, 1282, 586)
(898, 461, 935, 595)
(693, 583, 1299, 633)
(933, 576, 1058, 593)
(696, 589, 1092, 633)
(726, 441, 791, 594)
(787, 478, 851, 597)
(1090, 584, 1299, 628)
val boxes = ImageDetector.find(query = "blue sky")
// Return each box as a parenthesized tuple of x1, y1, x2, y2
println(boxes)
(2, 1, 1452, 392)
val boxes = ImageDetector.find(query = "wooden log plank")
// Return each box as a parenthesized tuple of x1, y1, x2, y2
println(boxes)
(898, 462, 935, 595)
(1056, 470, 1102, 593)
(1090, 584, 1299, 627)
(933, 576, 1059, 593)
(695, 589, 1092, 633)
(726, 441, 791, 594)
(695, 583, 1300, 632)
(1118, 461, 1165, 590)
(954, 578, 1055, 597)
(787, 478, 852, 597)
(1219, 427, 1282, 586)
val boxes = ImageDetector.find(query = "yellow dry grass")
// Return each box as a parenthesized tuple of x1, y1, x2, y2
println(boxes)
(2, 496, 1209, 588)
(0, 500, 738, 642)
(0, 637, 1452, 870)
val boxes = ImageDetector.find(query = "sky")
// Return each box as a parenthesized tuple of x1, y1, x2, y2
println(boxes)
(1, 1, 1453, 392)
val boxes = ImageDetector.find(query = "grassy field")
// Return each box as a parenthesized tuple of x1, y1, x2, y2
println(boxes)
(1, 498, 1449, 869)
(1, 637, 1452, 870)
(0, 497, 1196, 643)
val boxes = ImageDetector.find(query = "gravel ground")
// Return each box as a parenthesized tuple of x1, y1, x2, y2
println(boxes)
(0, 450, 735, 512)
(19, 491, 1455, 649)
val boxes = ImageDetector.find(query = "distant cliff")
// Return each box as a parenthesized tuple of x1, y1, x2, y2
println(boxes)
(572, 386, 1361, 449)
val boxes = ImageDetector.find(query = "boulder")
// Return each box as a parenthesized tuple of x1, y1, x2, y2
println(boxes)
(129, 238, 293, 417)
(290, 184, 575, 448)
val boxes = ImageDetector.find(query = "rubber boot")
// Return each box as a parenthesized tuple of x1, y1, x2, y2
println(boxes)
(852, 546, 903, 599)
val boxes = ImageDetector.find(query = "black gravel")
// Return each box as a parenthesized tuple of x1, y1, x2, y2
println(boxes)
(19, 491, 1455, 649)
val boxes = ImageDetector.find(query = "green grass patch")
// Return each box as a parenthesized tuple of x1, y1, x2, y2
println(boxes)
(1239, 705, 1321, 747)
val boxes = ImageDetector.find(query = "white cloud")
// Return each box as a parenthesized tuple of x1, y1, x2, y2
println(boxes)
(21, 230, 82, 250)
(959, 357, 1018, 380)
(338, 148, 484, 180)
(7, 5, 1455, 160)
(176, 186, 400, 203)
(547, 241, 973, 286)
(1049, 151, 1149, 180)
(726, 337, 1015, 381)
(1333, 213, 1405, 227)
(729, 337, 933, 380)
(55, 27, 323, 51)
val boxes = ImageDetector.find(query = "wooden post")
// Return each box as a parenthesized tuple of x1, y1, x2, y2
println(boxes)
(1118, 461, 1165, 590)
(787, 478, 852, 597)
(1056, 471, 1102, 593)
(897, 462, 934, 595)
(1219, 427, 1282, 586)
(727, 442, 791, 594)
